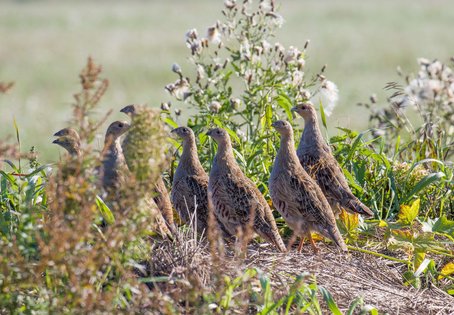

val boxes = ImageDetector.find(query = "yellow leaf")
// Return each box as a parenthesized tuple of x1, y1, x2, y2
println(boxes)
(413, 250, 426, 271)
(398, 199, 420, 225)
(391, 229, 414, 242)
(311, 232, 324, 241)
(339, 209, 359, 233)
(438, 262, 454, 280)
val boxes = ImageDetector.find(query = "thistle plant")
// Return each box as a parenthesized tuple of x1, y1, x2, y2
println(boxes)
(360, 57, 454, 160)
(164, 0, 337, 186)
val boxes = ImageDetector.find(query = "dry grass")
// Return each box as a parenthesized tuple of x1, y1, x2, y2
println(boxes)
(247, 246, 454, 314)
(144, 230, 454, 314)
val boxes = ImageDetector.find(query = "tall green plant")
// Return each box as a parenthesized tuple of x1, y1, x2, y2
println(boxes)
(164, 0, 335, 187)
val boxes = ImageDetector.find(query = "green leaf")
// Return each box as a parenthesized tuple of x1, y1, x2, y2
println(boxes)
(275, 94, 293, 120)
(432, 216, 454, 238)
(96, 195, 115, 225)
(346, 297, 363, 315)
(397, 199, 420, 225)
(402, 172, 445, 203)
(25, 164, 53, 178)
(13, 117, 20, 144)
(319, 287, 341, 315)
(265, 103, 273, 128)
(198, 132, 208, 145)
(342, 130, 370, 166)
(393, 135, 400, 158)
(319, 101, 327, 129)
(336, 127, 358, 139)
(163, 117, 179, 129)
(413, 249, 426, 271)
(403, 270, 421, 288)
(213, 118, 241, 144)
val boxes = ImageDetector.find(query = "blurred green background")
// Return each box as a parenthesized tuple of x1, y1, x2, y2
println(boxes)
(1, 0, 453, 162)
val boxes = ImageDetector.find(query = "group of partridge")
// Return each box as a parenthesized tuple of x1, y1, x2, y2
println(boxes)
(53, 102, 374, 254)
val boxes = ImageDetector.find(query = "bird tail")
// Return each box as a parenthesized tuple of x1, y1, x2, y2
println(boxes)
(259, 226, 287, 253)
(345, 198, 374, 218)
(326, 226, 348, 252)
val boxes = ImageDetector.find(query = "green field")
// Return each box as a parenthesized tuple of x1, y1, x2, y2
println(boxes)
(1, 0, 454, 162)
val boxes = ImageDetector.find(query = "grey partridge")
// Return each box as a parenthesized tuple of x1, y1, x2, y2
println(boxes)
(100, 120, 130, 192)
(171, 126, 229, 236)
(53, 128, 81, 157)
(292, 102, 374, 218)
(269, 120, 347, 253)
(207, 128, 286, 252)
(101, 119, 173, 238)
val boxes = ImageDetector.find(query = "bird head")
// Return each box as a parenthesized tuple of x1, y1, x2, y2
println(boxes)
(271, 120, 293, 136)
(291, 102, 316, 119)
(52, 136, 80, 156)
(171, 126, 194, 140)
(120, 104, 137, 116)
(206, 128, 229, 144)
(105, 120, 130, 139)
(53, 127, 80, 140)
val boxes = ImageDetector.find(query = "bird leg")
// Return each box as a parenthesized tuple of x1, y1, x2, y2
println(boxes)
(287, 234, 297, 252)
(297, 236, 305, 253)
(308, 233, 319, 254)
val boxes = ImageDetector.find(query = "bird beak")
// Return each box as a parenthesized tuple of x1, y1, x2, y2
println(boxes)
(271, 122, 278, 128)
(170, 128, 177, 134)
(206, 129, 214, 137)
(290, 107, 297, 112)
(53, 130, 64, 137)
(52, 138, 61, 144)
(120, 104, 134, 114)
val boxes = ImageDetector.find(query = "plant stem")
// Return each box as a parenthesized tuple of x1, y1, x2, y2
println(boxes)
(347, 245, 411, 265)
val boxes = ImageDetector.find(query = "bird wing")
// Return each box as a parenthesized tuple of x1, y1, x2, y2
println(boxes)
(210, 173, 266, 228)
(301, 153, 352, 202)
(272, 172, 336, 227)
(171, 174, 209, 224)
(152, 177, 174, 225)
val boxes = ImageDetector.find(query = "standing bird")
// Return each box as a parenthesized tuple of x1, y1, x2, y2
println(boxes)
(100, 120, 130, 192)
(170, 127, 212, 234)
(207, 128, 286, 252)
(53, 128, 81, 157)
(292, 103, 374, 218)
(100, 120, 172, 238)
(120, 104, 175, 227)
(269, 120, 347, 253)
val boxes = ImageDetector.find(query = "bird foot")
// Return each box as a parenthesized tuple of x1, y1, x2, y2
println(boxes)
(309, 236, 319, 254)
(297, 238, 304, 253)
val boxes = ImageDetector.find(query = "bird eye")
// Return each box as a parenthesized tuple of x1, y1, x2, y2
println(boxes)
(118, 123, 124, 128)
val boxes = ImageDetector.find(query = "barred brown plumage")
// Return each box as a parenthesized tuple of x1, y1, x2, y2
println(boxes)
(171, 126, 229, 236)
(292, 102, 374, 218)
(269, 120, 347, 253)
(100, 120, 130, 192)
(207, 128, 286, 252)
